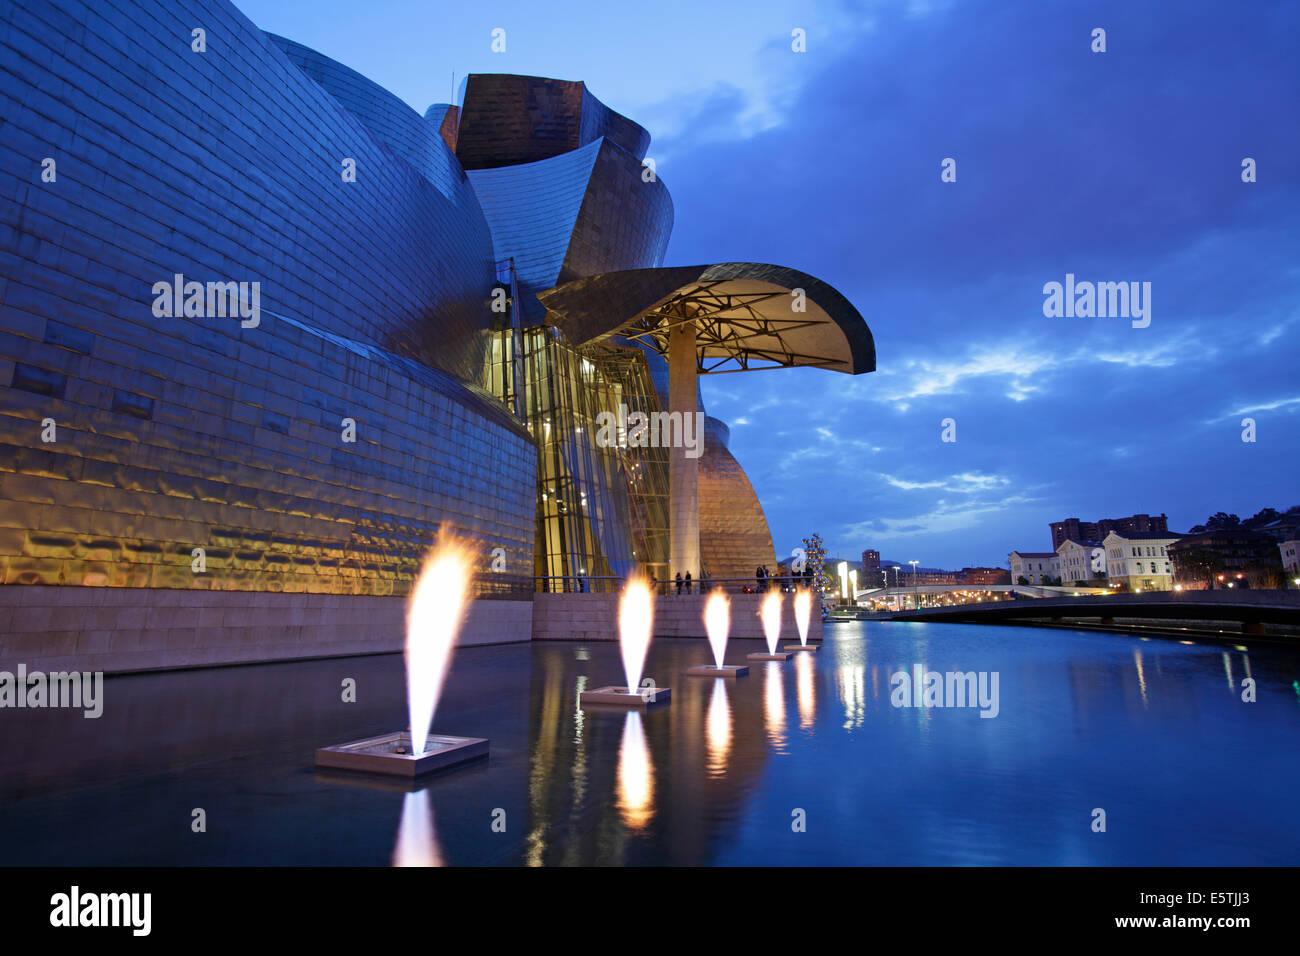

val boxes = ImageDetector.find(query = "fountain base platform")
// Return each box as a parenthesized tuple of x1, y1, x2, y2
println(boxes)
(685, 664, 750, 677)
(579, 685, 671, 707)
(315, 731, 488, 777)
(747, 652, 792, 661)
(784, 644, 819, 652)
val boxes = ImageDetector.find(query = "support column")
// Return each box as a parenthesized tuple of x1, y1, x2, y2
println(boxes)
(668, 321, 700, 579)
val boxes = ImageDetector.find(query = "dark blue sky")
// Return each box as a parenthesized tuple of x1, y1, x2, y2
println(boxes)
(241, 0, 1300, 568)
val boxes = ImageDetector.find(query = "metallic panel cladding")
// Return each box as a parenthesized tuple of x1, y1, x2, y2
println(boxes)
(698, 417, 778, 581)
(468, 140, 604, 324)
(559, 139, 673, 280)
(266, 33, 466, 203)
(455, 74, 651, 171)
(467, 139, 673, 324)
(0, 0, 535, 597)
(0, 0, 801, 611)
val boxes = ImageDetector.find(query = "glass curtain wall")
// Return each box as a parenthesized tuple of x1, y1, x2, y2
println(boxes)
(484, 312, 672, 591)
(583, 343, 670, 583)
(521, 327, 633, 590)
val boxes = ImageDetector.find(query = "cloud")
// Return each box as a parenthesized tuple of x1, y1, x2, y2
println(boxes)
(880, 471, 1009, 493)
(841, 493, 1040, 541)
(1210, 396, 1300, 422)
(670, 0, 1300, 567)
(870, 348, 1059, 402)
(859, 332, 1209, 405)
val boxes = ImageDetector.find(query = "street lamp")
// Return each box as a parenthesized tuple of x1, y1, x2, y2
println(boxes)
(908, 560, 919, 609)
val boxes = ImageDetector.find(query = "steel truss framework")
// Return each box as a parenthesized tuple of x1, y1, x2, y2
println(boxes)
(619, 281, 844, 374)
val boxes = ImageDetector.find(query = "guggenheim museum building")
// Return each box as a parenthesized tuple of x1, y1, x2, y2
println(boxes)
(0, 0, 875, 670)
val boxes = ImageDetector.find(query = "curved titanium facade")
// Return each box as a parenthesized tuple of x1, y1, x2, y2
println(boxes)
(698, 417, 778, 580)
(456, 74, 651, 171)
(0, 0, 534, 597)
(469, 141, 604, 324)
(468, 139, 673, 323)
(267, 33, 467, 202)
(455, 76, 676, 583)
(563, 141, 674, 279)
(424, 104, 461, 152)
(1, 0, 872, 631)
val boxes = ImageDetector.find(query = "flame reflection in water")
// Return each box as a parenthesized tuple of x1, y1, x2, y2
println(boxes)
(706, 678, 732, 777)
(617, 710, 654, 830)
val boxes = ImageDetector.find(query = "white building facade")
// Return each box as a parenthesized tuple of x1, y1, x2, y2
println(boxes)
(1056, 539, 1105, 586)
(1103, 530, 1179, 591)
(1009, 551, 1060, 585)
(1280, 539, 1299, 581)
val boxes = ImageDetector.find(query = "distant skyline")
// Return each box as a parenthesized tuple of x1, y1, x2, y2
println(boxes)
(237, 0, 1300, 569)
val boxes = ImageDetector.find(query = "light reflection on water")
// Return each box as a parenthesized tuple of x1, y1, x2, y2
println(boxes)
(705, 679, 731, 777)
(616, 711, 653, 831)
(795, 653, 815, 731)
(1, 621, 1298, 866)
(392, 788, 442, 867)
(764, 661, 787, 752)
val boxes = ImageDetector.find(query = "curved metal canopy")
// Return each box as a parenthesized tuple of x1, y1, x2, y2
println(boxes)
(537, 263, 875, 375)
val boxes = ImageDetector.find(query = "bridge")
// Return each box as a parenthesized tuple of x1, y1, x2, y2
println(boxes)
(853, 583, 1102, 602)
(862, 590, 1300, 637)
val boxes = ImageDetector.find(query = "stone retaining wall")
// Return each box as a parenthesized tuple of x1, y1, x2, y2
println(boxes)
(0, 586, 531, 673)
(532, 591, 820, 644)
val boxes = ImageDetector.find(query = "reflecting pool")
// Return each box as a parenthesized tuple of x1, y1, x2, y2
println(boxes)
(2, 621, 1298, 865)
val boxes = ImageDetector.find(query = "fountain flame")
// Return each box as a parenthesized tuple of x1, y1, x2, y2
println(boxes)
(704, 590, 729, 669)
(406, 541, 473, 756)
(761, 589, 782, 654)
(620, 577, 654, 695)
(794, 589, 812, 646)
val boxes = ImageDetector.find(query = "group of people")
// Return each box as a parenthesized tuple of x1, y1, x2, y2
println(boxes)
(650, 569, 713, 595)
(756, 564, 816, 592)
(646, 565, 817, 595)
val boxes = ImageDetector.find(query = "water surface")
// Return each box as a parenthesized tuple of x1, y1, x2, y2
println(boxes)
(2, 621, 1297, 865)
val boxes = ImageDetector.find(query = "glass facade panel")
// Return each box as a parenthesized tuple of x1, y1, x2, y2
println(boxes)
(484, 327, 669, 591)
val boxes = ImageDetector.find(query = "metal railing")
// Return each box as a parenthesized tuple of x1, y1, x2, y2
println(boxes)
(534, 574, 826, 595)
